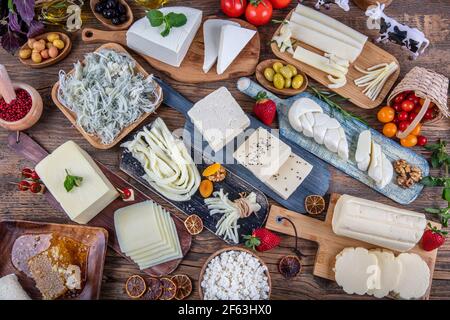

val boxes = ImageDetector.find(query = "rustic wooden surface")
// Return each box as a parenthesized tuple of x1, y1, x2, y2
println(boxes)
(0, 0, 449, 300)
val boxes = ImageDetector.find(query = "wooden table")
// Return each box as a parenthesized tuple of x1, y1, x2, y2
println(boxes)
(0, 0, 449, 300)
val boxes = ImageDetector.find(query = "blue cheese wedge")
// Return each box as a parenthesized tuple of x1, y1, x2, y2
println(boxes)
(35, 141, 118, 224)
(126, 7, 202, 67)
(188, 87, 250, 152)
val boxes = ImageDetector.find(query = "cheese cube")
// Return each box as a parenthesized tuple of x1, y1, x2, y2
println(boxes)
(188, 87, 250, 152)
(126, 7, 202, 67)
(35, 141, 118, 224)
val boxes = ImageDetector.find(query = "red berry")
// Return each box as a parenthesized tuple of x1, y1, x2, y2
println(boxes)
(244, 228, 280, 252)
(407, 93, 420, 105)
(30, 171, 40, 180)
(421, 224, 446, 251)
(21, 167, 33, 178)
(392, 103, 402, 112)
(417, 136, 428, 146)
(409, 112, 418, 122)
(398, 121, 410, 132)
(18, 180, 30, 191)
(401, 100, 415, 112)
(424, 109, 434, 120)
(29, 182, 42, 194)
(392, 117, 400, 125)
(398, 111, 409, 121)
(122, 188, 132, 199)
(394, 93, 405, 104)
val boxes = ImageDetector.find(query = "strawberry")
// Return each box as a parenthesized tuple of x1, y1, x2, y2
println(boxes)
(244, 228, 280, 252)
(421, 223, 447, 251)
(253, 91, 276, 126)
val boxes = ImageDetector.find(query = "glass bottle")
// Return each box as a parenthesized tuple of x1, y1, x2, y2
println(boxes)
(133, 0, 169, 10)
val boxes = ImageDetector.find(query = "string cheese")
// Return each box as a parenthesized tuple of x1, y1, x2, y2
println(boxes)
(294, 4, 368, 47)
(293, 47, 346, 78)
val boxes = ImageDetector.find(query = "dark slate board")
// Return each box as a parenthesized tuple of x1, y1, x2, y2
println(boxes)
(120, 129, 269, 245)
(152, 77, 331, 214)
(237, 78, 429, 205)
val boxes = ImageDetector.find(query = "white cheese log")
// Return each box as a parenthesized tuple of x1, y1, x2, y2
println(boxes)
(293, 47, 346, 78)
(332, 195, 427, 252)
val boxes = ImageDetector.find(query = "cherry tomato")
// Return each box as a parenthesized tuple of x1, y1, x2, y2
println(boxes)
(245, 0, 273, 26)
(377, 106, 395, 123)
(410, 123, 422, 136)
(18, 180, 30, 191)
(407, 93, 420, 105)
(392, 103, 402, 112)
(409, 112, 418, 122)
(413, 105, 422, 114)
(417, 135, 428, 146)
(382, 122, 397, 138)
(394, 93, 405, 104)
(398, 111, 409, 122)
(398, 121, 410, 132)
(400, 134, 418, 148)
(31, 171, 40, 180)
(29, 182, 42, 193)
(424, 108, 435, 120)
(221, 0, 247, 17)
(401, 100, 415, 112)
(392, 116, 400, 125)
(268, 0, 291, 8)
(21, 167, 33, 178)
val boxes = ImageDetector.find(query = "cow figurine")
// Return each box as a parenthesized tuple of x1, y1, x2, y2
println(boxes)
(314, 0, 350, 11)
(365, 2, 430, 60)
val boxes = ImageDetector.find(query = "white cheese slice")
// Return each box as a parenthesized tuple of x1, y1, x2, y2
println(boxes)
(265, 153, 313, 200)
(35, 141, 118, 224)
(126, 7, 202, 67)
(338, 135, 349, 161)
(355, 130, 372, 171)
(324, 128, 340, 153)
(368, 249, 402, 298)
(217, 24, 256, 75)
(188, 87, 250, 152)
(394, 253, 430, 300)
(334, 247, 379, 295)
(332, 194, 427, 252)
(377, 154, 393, 189)
(300, 114, 314, 137)
(313, 113, 331, 144)
(293, 47, 346, 78)
(368, 141, 383, 184)
(203, 19, 240, 73)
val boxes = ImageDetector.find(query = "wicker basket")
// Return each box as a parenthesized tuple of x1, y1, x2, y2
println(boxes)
(387, 67, 449, 139)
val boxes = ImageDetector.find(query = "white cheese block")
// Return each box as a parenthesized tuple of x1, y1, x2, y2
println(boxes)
(188, 87, 250, 152)
(355, 130, 372, 171)
(293, 47, 346, 78)
(233, 127, 292, 182)
(394, 253, 430, 300)
(334, 247, 379, 295)
(332, 194, 427, 252)
(368, 141, 383, 184)
(368, 249, 402, 298)
(203, 19, 240, 73)
(126, 7, 202, 67)
(265, 153, 313, 200)
(35, 141, 118, 224)
(217, 24, 256, 75)
(294, 4, 368, 46)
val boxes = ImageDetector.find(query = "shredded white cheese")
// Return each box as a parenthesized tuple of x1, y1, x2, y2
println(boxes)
(354, 62, 399, 101)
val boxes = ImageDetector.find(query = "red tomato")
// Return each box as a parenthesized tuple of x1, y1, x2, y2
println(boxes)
(392, 116, 400, 125)
(268, 0, 291, 9)
(401, 100, 415, 112)
(417, 135, 428, 146)
(424, 108, 435, 120)
(392, 103, 402, 112)
(398, 121, 410, 132)
(413, 105, 422, 114)
(409, 112, 418, 122)
(221, 0, 247, 17)
(398, 111, 409, 122)
(394, 93, 405, 104)
(407, 93, 420, 105)
(245, 0, 273, 26)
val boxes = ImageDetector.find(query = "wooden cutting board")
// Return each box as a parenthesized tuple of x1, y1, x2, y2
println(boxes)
(7, 132, 192, 277)
(81, 16, 260, 83)
(265, 193, 440, 299)
(271, 9, 400, 109)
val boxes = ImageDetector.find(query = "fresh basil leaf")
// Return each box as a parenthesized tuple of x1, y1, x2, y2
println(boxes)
(443, 188, 450, 202)
(431, 156, 440, 169)
(424, 143, 440, 151)
(147, 9, 164, 27)
(64, 176, 74, 192)
(425, 207, 443, 214)
(421, 176, 438, 187)
(166, 12, 187, 28)
(160, 24, 171, 37)
(13, 0, 35, 25)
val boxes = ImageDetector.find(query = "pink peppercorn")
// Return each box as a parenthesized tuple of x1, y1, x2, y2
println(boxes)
(0, 89, 32, 122)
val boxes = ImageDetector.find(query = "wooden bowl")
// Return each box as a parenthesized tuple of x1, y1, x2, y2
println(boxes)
(256, 59, 308, 97)
(90, 0, 133, 31)
(198, 247, 272, 300)
(0, 82, 43, 131)
(19, 32, 72, 69)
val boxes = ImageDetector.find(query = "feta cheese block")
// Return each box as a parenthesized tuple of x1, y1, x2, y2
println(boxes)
(203, 19, 240, 73)
(355, 130, 372, 171)
(393, 253, 430, 300)
(217, 24, 256, 75)
(35, 141, 118, 224)
(234, 127, 292, 182)
(265, 153, 313, 200)
(332, 195, 427, 252)
(367, 249, 402, 298)
(188, 87, 250, 152)
(126, 7, 202, 67)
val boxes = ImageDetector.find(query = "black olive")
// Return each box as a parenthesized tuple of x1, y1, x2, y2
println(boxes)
(94, 2, 104, 13)
(105, 0, 117, 9)
(119, 14, 127, 23)
(117, 4, 126, 14)
(102, 9, 114, 19)
(111, 17, 121, 25)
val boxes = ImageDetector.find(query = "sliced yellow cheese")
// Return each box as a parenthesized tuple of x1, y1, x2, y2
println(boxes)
(293, 47, 346, 78)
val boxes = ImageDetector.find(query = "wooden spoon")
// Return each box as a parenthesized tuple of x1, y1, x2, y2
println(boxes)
(90, 0, 133, 31)
(19, 32, 72, 69)
(256, 59, 308, 97)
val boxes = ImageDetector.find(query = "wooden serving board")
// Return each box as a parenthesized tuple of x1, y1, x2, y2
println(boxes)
(120, 132, 270, 245)
(51, 43, 162, 150)
(238, 78, 429, 205)
(7, 132, 192, 277)
(153, 78, 331, 213)
(81, 16, 260, 83)
(265, 193, 440, 300)
(0, 220, 108, 300)
(271, 9, 400, 109)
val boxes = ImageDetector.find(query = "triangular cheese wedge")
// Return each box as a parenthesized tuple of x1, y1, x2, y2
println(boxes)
(217, 25, 256, 75)
(203, 19, 240, 73)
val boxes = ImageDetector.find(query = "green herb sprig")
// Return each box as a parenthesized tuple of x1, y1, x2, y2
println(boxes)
(421, 139, 450, 226)
(64, 169, 83, 192)
(147, 9, 187, 37)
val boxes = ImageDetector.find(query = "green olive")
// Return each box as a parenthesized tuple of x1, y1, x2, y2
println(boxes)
(287, 64, 298, 77)
(272, 62, 283, 73)
(292, 74, 304, 89)
(284, 77, 292, 89)
(273, 73, 285, 90)
(279, 66, 293, 79)
(264, 67, 275, 82)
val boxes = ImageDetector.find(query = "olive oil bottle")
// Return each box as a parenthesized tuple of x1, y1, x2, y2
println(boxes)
(133, 0, 168, 9)
(36, 0, 85, 31)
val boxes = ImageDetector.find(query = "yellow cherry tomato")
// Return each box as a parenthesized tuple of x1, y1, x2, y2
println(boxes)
(410, 123, 422, 136)
(382, 122, 397, 138)
(377, 106, 395, 123)
(400, 134, 418, 148)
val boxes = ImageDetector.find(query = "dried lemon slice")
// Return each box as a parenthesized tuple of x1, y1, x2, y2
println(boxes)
(305, 195, 326, 215)
(143, 277, 162, 300)
(171, 274, 192, 300)
(184, 214, 204, 235)
(125, 275, 146, 299)
(279, 255, 302, 279)
(202, 163, 221, 177)
(159, 277, 177, 300)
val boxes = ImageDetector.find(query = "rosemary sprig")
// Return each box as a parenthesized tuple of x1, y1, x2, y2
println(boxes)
(308, 85, 368, 125)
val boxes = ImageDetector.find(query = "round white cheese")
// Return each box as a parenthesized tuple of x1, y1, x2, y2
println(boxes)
(368, 249, 402, 298)
(393, 253, 430, 300)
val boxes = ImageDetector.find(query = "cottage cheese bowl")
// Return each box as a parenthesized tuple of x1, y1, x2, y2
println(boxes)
(199, 247, 271, 300)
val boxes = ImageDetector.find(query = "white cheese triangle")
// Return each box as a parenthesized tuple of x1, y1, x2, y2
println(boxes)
(368, 249, 402, 298)
(377, 154, 393, 189)
(217, 25, 256, 75)
(203, 19, 240, 73)
(355, 130, 372, 171)
(394, 253, 430, 300)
